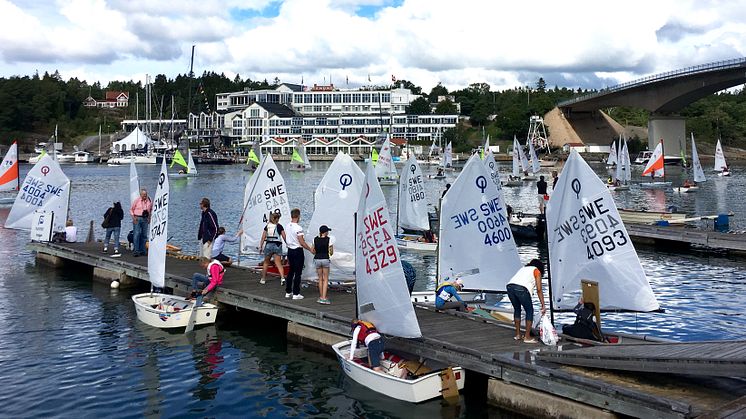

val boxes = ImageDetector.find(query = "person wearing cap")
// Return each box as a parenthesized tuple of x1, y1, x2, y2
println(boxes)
(506, 259, 547, 343)
(435, 278, 467, 311)
(313, 224, 334, 304)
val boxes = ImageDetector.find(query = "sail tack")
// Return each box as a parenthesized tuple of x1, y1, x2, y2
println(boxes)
(5, 153, 70, 232)
(440, 154, 521, 291)
(147, 160, 170, 289)
(546, 150, 659, 311)
(356, 163, 421, 338)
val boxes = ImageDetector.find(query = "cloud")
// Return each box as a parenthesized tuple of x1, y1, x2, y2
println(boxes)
(1, 0, 745, 92)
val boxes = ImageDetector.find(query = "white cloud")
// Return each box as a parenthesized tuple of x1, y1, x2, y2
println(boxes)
(0, 0, 745, 92)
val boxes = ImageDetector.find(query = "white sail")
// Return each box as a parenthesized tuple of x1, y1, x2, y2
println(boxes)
(439, 154, 521, 291)
(515, 137, 529, 173)
(240, 154, 290, 252)
(691, 133, 706, 183)
(300, 143, 312, 169)
(304, 152, 365, 278)
(374, 136, 396, 180)
(187, 149, 197, 175)
(5, 153, 70, 232)
(147, 160, 169, 289)
(607, 140, 618, 166)
(0, 142, 19, 192)
(428, 140, 436, 157)
(356, 163, 421, 338)
(129, 160, 140, 206)
(528, 139, 541, 174)
(441, 142, 453, 168)
(397, 156, 430, 231)
(512, 138, 521, 177)
(483, 151, 502, 191)
(482, 135, 489, 158)
(714, 139, 727, 172)
(641, 141, 664, 178)
(614, 141, 624, 182)
(621, 139, 632, 182)
(546, 150, 659, 311)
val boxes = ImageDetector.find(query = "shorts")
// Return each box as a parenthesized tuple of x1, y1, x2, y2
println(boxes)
(314, 259, 330, 268)
(366, 337, 384, 368)
(214, 253, 230, 262)
(264, 242, 282, 258)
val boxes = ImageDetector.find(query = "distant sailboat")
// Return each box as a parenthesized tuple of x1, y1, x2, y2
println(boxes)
(396, 156, 435, 252)
(714, 138, 730, 176)
(169, 149, 197, 178)
(288, 142, 311, 172)
(375, 135, 398, 185)
(527, 138, 541, 176)
(606, 139, 618, 168)
(244, 141, 263, 172)
(440, 142, 453, 169)
(675, 133, 706, 193)
(640, 140, 671, 189)
(0, 142, 19, 205)
(503, 137, 522, 187)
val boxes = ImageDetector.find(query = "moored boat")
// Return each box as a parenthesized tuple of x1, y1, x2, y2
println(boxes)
(618, 208, 688, 224)
(131, 293, 218, 329)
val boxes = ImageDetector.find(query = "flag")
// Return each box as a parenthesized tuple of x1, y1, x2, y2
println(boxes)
(301, 75, 304, 85)
(346, 75, 349, 85)
(170, 149, 188, 169)
(392, 74, 396, 82)
(368, 74, 371, 82)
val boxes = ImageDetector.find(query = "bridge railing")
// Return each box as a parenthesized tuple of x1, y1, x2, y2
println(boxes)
(558, 57, 746, 107)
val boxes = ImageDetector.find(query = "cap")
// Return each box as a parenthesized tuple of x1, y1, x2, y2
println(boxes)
(319, 225, 332, 233)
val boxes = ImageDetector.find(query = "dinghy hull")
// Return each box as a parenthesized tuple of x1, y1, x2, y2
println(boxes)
(332, 340, 464, 403)
(396, 235, 436, 252)
(132, 293, 217, 329)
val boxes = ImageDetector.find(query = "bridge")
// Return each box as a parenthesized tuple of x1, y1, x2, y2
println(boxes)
(553, 58, 746, 155)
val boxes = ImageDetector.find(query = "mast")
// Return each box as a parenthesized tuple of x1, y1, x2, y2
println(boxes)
(660, 138, 665, 182)
(187, 45, 195, 148)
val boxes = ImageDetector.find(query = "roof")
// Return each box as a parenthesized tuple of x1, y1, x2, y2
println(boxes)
(390, 138, 406, 146)
(278, 83, 304, 92)
(105, 91, 128, 100)
(255, 102, 296, 118)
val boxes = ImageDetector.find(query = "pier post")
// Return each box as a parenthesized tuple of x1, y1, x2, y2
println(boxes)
(35, 252, 65, 267)
(287, 322, 347, 352)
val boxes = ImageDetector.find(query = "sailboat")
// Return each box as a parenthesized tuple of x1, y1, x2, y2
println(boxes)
(129, 159, 140, 207)
(440, 142, 453, 170)
(168, 149, 197, 178)
(5, 153, 70, 233)
(239, 154, 290, 253)
(243, 141, 263, 172)
(605, 139, 618, 168)
(502, 137, 523, 187)
(375, 135, 398, 186)
(396, 156, 435, 252)
(714, 138, 730, 176)
(546, 150, 660, 313)
(303, 152, 365, 280)
(639, 140, 671, 189)
(527, 139, 541, 178)
(608, 138, 630, 192)
(288, 142, 311, 172)
(332, 162, 465, 403)
(132, 160, 218, 329)
(514, 137, 533, 181)
(0, 142, 19, 205)
(675, 133, 706, 193)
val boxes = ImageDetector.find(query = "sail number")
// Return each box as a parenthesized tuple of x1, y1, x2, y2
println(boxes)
(408, 177, 425, 202)
(359, 207, 398, 275)
(451, 198, 511, 246)
(19, 177, 64, 207)
(580, 216, 629, 260)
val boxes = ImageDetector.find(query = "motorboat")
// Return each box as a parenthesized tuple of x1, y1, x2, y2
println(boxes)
(73, 150, 95, 163)
(618, 208, 688, 224)
(108, 154, 158, 164)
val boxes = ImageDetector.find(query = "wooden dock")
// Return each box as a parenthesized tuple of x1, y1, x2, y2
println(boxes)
(29, 241, 746, 418)
(626, 224, 746, 255)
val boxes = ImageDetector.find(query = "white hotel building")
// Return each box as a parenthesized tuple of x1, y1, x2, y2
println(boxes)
(187, 83, 458, 155)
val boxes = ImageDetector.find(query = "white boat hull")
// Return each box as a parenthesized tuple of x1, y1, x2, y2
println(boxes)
(396, 236, 436, 252)
(132, 293, 218, 329)
(0, 195, 15, 205)
(639, 181, 671, 189)
(428, 175, 446, 180)
(522, 175, 537, 181)
(108, 155, 158, 164)
(332, 340, 465, 403)
(379, 178, 398, 186)
(168, 173, 190, 179)
(673, 186, 699, 193)
(288, 166, 306, 172)
(607, 185, 630, 191)
(502, 180, 522, 187)
(618, 209, 688, 224)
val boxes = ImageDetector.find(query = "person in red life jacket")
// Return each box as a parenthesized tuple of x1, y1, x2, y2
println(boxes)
(349, 319, 385, 373)
(189, 257, 225, 307)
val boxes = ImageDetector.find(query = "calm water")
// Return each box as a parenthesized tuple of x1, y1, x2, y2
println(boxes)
(1, 158, 746, 417)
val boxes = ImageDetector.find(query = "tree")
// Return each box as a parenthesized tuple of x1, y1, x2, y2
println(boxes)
(406, 97, 431, 115)
(428, 83, 449, 102)
(469, 97, 492, 126)
(434, 99, 458, 115)
(535, 77, 547, 93)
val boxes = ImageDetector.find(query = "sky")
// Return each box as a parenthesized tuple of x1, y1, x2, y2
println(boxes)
(0, 0, 745, 93)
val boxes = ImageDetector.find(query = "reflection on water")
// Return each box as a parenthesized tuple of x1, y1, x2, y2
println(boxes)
(2, 160, 746, 416)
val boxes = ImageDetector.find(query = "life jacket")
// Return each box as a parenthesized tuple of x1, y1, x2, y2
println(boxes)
(351, 320, 377, 344)
(207, 260, 225, 284)
(435, 282, 456, 302)
(266, 222, 280, 242)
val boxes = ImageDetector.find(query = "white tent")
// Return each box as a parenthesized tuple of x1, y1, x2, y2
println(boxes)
(112, 127, 154, 153)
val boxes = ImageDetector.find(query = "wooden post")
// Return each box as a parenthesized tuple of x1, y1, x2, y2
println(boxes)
(86, 220, 95, 243)
(439, 367, 460, 404)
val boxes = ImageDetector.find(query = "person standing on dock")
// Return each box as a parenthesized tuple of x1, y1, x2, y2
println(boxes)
(198, 198, 219, 258)
(130, 189, 152, 257)
(506, 259, 547, 344)
(211, 227, 242, 266)
(313, 225, 333, 304)
(189, 257, 225, 307)
(259, 212, 286, 285)
(285, 208, 314, 300)
(102, 201, 124, 257)
(536, 176, 548, 214)
(551, 170, 559, 190)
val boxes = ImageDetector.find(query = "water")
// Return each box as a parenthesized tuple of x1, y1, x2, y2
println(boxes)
(2, 158, 746, 416)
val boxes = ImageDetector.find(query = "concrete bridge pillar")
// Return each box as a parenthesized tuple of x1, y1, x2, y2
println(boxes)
(647, 115, 685, 157)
